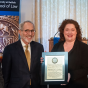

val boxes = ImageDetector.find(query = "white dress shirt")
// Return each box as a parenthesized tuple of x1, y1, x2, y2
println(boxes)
(20, 39, 31, 58)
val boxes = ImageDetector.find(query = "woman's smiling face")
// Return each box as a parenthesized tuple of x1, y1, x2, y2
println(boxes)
(63, 24, 77, 42)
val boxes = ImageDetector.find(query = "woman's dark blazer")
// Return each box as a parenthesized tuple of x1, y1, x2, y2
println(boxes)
(51, 39, 88, 88)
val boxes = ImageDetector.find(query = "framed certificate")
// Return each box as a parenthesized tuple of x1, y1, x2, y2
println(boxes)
(41, 52, 68, 85)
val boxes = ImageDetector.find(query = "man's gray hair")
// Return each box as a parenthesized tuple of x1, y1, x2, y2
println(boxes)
(19, 20, 35, 30)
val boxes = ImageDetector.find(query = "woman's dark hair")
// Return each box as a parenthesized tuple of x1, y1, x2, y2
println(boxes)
(58, 19, 82, 42)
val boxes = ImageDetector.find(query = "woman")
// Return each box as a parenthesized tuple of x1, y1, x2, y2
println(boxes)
(50, 19, 88, 88)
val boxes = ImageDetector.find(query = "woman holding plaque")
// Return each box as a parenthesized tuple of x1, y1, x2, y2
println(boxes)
(49, 19, 88, 88)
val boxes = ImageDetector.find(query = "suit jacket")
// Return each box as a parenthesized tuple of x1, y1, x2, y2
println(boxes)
(2, 40, 44, 88)
(51, 39, 88, 88)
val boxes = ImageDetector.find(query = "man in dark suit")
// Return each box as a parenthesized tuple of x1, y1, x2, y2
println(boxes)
(2, 21, 44, 88)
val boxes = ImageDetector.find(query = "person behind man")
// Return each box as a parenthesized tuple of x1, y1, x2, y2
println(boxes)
(2, 21, 44, 88)
(0, 62, 4, 88)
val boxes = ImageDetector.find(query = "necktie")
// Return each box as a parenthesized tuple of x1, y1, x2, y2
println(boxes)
(25, 45, 31, 85)
(25, 45, 31, 70)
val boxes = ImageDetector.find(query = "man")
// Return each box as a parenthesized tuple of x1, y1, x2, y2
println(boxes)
(2, 21, 44, 88)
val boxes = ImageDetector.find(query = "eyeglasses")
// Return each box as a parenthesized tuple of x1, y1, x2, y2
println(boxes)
(22, 29, 36, 33)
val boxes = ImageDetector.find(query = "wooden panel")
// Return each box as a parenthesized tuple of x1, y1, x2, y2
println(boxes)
(82, 39, 88, 44)
(48, 39, 53, 52)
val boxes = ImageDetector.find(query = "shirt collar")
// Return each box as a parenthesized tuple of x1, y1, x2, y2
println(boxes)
(21, 39, 30, 47)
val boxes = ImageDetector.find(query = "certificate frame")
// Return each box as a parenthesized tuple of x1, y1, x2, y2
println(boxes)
(41, 52, 68, 85)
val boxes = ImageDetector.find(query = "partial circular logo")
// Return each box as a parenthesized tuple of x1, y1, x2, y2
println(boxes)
(52, 57, 58, 64)
(0, 16, 19, 52)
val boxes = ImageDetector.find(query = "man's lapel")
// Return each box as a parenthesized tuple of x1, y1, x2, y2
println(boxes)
(16, 40, 29, 69)
(30, 41, 36, 67)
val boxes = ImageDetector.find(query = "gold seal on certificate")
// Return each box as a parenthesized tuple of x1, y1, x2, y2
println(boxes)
(41, 52, 68, 85)
(52, 57, 58, 64)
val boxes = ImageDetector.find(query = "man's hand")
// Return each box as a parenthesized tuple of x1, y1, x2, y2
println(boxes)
(40, 57, 44, 63)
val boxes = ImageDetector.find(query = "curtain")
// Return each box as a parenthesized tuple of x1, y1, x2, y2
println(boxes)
(32, 0, 88, 52)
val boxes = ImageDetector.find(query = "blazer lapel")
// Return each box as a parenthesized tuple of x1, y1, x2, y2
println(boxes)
(30, 41, 34, 63)
(30, 41, 36, 69)
(16, 40, 29, 69)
